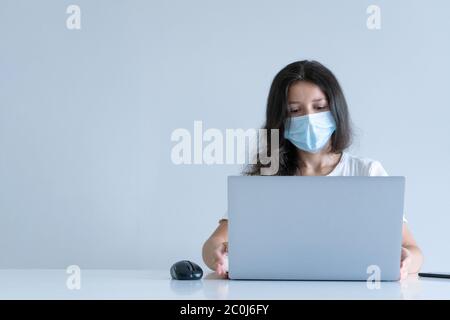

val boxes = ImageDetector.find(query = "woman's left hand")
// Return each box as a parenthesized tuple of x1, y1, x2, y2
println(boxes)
(400, 247, 412, 280)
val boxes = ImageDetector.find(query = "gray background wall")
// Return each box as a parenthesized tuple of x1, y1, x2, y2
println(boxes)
(1, 0, 449, 271)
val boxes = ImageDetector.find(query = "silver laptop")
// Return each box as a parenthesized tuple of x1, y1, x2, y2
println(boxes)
(227, 176, 405, 281)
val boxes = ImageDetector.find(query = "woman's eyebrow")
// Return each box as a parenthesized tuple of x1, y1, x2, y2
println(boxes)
(288, 98, 326, 103)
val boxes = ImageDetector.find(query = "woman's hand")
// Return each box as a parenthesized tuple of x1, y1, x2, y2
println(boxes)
(212, 241, 229, 278)
(400, 247, 412, 280)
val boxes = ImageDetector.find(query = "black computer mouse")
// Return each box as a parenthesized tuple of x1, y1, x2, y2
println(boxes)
(170, 260, 203, 280)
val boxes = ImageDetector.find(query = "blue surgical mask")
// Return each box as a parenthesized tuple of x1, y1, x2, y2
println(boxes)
(284, 111, 336, 153)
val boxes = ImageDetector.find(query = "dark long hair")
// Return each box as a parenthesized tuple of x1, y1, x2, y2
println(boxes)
(244, 60, 353, 176)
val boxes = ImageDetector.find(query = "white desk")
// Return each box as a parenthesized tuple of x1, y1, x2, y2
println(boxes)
(0, 269, 448, 300)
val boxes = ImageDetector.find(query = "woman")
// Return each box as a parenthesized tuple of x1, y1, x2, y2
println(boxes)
(202, 60, 423, 280)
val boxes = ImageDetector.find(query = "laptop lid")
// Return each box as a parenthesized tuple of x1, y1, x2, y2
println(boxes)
(228, 176, 405, 281)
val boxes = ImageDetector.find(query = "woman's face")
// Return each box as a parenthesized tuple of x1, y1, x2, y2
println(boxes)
(287, 81, 330, 117)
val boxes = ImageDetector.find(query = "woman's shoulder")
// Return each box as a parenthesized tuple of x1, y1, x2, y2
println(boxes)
(341, 152, 388, 176)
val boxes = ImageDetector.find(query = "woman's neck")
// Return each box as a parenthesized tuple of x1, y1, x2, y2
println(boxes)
(296, 144, 342, 175)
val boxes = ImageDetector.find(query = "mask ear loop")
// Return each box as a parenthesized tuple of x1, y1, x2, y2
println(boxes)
(327, 104, 338, 151)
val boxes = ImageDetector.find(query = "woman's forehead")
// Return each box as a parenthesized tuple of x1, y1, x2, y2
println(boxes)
(288, 81, 326, 102)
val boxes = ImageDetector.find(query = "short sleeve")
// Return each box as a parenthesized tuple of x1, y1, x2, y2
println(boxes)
(368, 161, 388, 176)
(369, 161, 407, 223)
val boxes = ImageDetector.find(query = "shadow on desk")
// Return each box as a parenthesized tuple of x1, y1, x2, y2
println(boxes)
(169, 272, 426, 300)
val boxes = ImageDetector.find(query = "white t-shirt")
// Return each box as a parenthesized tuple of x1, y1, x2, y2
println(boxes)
(220, 152, 407, 222)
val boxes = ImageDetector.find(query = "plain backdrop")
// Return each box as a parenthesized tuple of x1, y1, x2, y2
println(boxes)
(1, 0, 449, 271)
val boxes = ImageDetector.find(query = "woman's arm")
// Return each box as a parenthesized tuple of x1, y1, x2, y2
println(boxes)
(401, 223, 424, 275)
(202, 220, 229, 275)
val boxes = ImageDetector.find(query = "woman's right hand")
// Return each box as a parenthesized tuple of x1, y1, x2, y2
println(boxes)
(212, 241, 229, 278)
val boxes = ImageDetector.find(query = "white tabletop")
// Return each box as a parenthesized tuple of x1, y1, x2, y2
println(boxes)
(0, 269, 448, 300)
